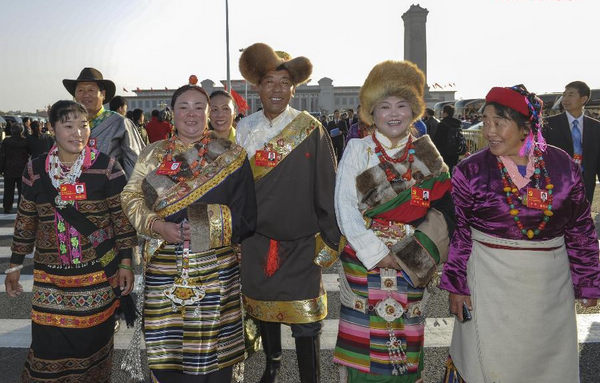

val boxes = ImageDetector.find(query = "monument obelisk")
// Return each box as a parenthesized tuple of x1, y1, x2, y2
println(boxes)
(402, 4, 429, 95)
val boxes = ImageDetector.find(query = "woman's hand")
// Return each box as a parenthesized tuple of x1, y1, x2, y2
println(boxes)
(153, 220, 191, 243)
(118, 260, 134, 296)
(376, 253, 401, 270)
(579, 298, 598, 308)
(5, 266, 23, 297)
(449, 293, 472, 322)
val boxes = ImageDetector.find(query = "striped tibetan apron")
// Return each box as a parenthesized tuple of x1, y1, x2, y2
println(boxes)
(333, 245, 425, 381)
(144, 244, 244, 380)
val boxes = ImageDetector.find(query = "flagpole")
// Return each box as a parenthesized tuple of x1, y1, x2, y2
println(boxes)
(239, 47, 248, 112)
(225, 0, 231, 91)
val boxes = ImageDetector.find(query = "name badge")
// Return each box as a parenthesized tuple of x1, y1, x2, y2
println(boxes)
(157, 161, 182, 175)
(255, 150, 281, 167)
(60, 183, 87, 201)
(88, 138, 97, 148)
(410, 187, 431, 208)
(526, 188, 549, 210)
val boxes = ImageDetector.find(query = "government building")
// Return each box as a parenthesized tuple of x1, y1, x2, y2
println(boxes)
(124, 5, 455, 116)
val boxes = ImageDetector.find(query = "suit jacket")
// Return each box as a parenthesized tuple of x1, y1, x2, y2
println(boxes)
(544, 112, 600, 202)
(327, 119, 347, 160)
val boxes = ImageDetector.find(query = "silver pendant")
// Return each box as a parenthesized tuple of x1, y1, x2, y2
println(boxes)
(375, 297, 405, 322)
(55, 195, 67, 209)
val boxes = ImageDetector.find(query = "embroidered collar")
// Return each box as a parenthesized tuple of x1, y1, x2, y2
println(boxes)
(374, 130, 409, 150)
(89, 107, 115, 130)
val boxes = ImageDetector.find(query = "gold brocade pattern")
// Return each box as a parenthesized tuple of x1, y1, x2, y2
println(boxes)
(249, 112, 319, 182)
(314, 233, 346, 268)
(34, 269, 108, 287)
(154, 145, 246, 218)
(222, 205, 232, 246)
(207, 204, 232, 248)
(32, 300, 119, 328)
(243, 293, 328, 324)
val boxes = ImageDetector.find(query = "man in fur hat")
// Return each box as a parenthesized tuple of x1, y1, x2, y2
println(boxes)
(63, 67, 145, 178)
(237, 42, 343, 383)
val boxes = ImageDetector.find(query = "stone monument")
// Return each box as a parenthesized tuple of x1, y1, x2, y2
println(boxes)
(402, 4, 429, 93)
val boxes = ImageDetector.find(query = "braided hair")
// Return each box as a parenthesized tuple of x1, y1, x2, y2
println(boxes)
(507, 84, 545, 155)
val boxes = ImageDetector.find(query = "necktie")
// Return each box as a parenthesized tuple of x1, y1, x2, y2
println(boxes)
(572, 119, 583, 170)
(572, 119, 582, 155)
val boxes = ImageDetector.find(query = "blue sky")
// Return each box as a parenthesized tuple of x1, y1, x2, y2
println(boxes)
(1, 0, 598, 112)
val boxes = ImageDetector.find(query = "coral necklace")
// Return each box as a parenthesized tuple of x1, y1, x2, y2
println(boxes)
(496, 145, 554, 239)
(372, 132, 415, 182)
(164, 134, 211, 183)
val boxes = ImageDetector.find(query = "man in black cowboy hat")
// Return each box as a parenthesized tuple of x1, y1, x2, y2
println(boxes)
(236, 43, 342, 383)
(63, 67, 144, 177)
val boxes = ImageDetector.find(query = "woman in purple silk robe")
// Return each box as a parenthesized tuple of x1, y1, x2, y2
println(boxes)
(439, 85, 600, 382)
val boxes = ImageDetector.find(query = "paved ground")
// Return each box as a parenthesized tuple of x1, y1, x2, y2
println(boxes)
(2, 182, 600, 382)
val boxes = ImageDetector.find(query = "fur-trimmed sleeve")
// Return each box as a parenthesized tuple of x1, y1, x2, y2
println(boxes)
(335, 139, 389, 270)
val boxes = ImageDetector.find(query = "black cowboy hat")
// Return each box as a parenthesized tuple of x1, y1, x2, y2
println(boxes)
(62, 67, 116, 103)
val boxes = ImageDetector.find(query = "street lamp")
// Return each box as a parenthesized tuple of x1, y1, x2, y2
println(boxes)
(225, 0, 231, 91)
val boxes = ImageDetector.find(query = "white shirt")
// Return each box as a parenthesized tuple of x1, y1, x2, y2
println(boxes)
(236, 106, 301, 156)
(334, 131, 409, 270)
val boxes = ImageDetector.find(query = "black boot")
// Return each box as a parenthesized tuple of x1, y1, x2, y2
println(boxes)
(295, 335, 320, 383)
(258, 320, 282, 383)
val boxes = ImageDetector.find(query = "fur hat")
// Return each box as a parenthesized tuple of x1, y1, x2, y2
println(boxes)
(359, 60, 425, 126)
(239, 43, 312, 86)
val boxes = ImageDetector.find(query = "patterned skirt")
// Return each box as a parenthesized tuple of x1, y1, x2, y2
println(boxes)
(333, 248, 425, 382)
(442, 357, 467, 383)
(144, 245, 244, 379)
(22, 263, 117, 383)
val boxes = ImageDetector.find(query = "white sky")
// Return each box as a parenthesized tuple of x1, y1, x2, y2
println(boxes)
(1, 0, 598, 112)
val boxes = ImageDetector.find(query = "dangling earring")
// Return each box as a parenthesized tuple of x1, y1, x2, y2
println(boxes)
(536, 127, 547, 151)
(519, 130, 534, 156)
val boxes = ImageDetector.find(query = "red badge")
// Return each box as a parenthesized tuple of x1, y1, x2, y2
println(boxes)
(526, 188, 549, 210)
(573, 154, 582, 165)
(156, 161, 182, 175)
(255, 150, 281, 167)
(410, 187, 431, 208)
(60, 183, 87, 201)
(88, 138, 97, 148)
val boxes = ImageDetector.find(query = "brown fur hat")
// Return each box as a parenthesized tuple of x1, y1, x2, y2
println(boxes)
(239, 43, 312, 86)
(359, 60, 425, 126)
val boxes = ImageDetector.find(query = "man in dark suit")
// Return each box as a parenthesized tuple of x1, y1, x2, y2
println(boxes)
(327, 109, 347, 161)
(545, 81, 600, 203)
(346, 108, 359, 126)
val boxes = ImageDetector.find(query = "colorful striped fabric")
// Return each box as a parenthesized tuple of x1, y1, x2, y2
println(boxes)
(442, 357, 467, 383)
(365, 173, 451, 224)
(333, 249, 425, 381)
(144, 245, 244, 377)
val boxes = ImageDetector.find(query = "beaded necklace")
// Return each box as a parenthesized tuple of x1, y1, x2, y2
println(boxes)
(164, 134, 211, 183)
(372, 132, 415, 182)
(496, 145, 554, 239)
(48, 146, 86, 190)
